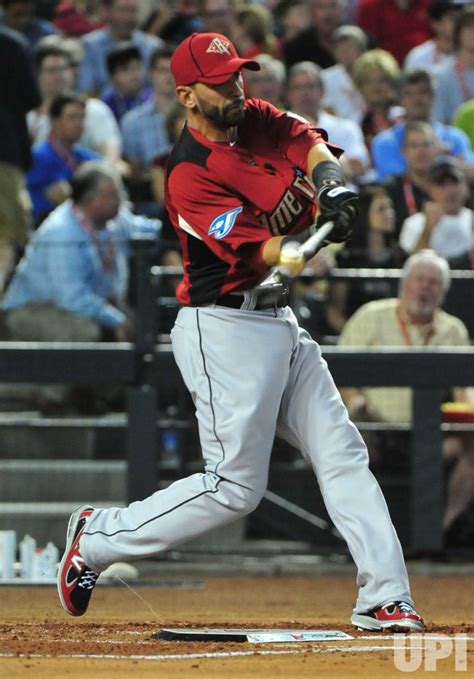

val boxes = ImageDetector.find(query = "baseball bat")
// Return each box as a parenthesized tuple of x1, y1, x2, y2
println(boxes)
(260, 218, 336, 286)
(295, 219, 335, 262)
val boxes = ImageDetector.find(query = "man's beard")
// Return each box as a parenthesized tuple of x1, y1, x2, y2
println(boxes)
(198, 97, 245, 130)
(405, 297, 436, 322)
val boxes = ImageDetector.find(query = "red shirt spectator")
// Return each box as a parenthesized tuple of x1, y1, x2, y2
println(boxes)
(53, 1, 106, 37)
(358, 0, 432, 65)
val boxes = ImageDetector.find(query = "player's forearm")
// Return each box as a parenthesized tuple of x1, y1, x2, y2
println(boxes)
(261, 236, 284, 267)
(307, 143, 342, 181)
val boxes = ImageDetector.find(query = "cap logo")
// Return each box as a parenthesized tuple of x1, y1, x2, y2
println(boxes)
(206, 37, 231, 55)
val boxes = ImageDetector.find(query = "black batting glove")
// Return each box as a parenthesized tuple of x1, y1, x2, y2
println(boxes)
(316, 185, 359, 243)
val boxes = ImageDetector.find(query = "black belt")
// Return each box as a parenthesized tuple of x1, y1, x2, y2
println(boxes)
(215, 284, 288, 311)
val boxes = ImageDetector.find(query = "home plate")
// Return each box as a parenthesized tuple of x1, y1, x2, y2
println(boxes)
(153, 628, 354, 643)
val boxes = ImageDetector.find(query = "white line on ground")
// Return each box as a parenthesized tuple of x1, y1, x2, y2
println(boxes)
(1, 651, 302, 661)
(1, 640, 472, 663)
(357, 634, 474, 641)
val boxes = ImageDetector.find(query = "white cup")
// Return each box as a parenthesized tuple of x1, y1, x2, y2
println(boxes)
(0, 531, 17, 579)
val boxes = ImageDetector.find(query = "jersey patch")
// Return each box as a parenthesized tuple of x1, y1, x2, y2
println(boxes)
(208, 207, 243, 240)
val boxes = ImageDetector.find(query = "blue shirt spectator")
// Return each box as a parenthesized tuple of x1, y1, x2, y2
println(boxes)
(2, 200, 160, 328)
(372, 120, 474, 180)
(26, 92, 101, 225)
(27, 138, 99, 225)
(102, 85, 152, 123)
(101, 41, 153, 123)
(121, 99, 171, 168)
(78, 27, 163, 96)
(432, 59, 474, 124)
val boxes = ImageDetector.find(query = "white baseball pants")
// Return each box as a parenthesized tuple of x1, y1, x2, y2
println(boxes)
(81, 305, 412, 613)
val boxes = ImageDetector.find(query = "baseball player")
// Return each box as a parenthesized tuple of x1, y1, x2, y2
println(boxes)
(57, 32, 424, 632)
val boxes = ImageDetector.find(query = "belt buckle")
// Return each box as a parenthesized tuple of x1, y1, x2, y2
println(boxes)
(252, 281, 288, 309)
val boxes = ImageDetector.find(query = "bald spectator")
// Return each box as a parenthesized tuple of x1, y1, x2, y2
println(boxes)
(77, 0, 163, 96)
(2, 161, 161, 413)
(339, 249, 474, 542)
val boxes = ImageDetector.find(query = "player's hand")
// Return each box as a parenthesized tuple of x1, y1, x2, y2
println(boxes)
(277, 240, 306, 277)
(423, 201, 443, 232)
(317, 185, 359, 243)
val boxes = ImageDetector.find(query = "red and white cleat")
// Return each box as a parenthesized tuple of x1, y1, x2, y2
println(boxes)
(57, 505, 98, 616)
(351, 601, 425, 632)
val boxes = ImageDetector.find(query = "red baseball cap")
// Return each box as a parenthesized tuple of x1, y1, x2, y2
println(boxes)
(171, 32, 260, 86)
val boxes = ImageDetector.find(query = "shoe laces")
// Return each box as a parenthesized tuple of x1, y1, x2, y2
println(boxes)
(396, 601, 414, 614)
(78, 570, 99, 590)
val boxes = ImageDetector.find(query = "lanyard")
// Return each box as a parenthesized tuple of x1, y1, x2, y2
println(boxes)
(72, 206, 115, 271)
(402, 179, 418, 216)
(396, 301, 435, 346)
(48, 132, 81, 173)
(455, 58, 474, 101)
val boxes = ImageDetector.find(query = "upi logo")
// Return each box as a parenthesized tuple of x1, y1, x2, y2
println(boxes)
(393, 634, 468, 672)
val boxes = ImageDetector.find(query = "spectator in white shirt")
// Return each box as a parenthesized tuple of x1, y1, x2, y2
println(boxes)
(399, 156, 473, 264)
(321, 24, 368, 124)
(286, 60, 370, 180)
(404, 0, 460, 72)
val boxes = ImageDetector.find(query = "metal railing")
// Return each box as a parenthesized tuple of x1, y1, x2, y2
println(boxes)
(0, 238, 473, 553)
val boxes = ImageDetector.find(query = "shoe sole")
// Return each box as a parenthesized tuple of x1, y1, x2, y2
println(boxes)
(57, 504, 93, 616)
(351, 613, 425, 632)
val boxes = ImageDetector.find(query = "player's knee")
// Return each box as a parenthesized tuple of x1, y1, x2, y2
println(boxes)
(223, 484, 264, 517)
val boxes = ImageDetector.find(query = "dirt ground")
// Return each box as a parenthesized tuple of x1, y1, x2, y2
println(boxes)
(0, 575, 472, 678)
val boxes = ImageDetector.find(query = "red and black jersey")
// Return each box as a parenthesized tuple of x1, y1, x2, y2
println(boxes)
(165, 98, 342, 306)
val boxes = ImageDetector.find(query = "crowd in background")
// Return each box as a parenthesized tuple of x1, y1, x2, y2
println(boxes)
(1, 0, 473, 542)
(1, 0, 474, 369)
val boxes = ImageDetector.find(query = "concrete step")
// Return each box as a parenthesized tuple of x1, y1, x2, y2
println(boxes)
(0, 412, 195, 459)
(0, 501, 245, 552)
(0, 460, 126, 502)
(0, 424, 96, 459)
